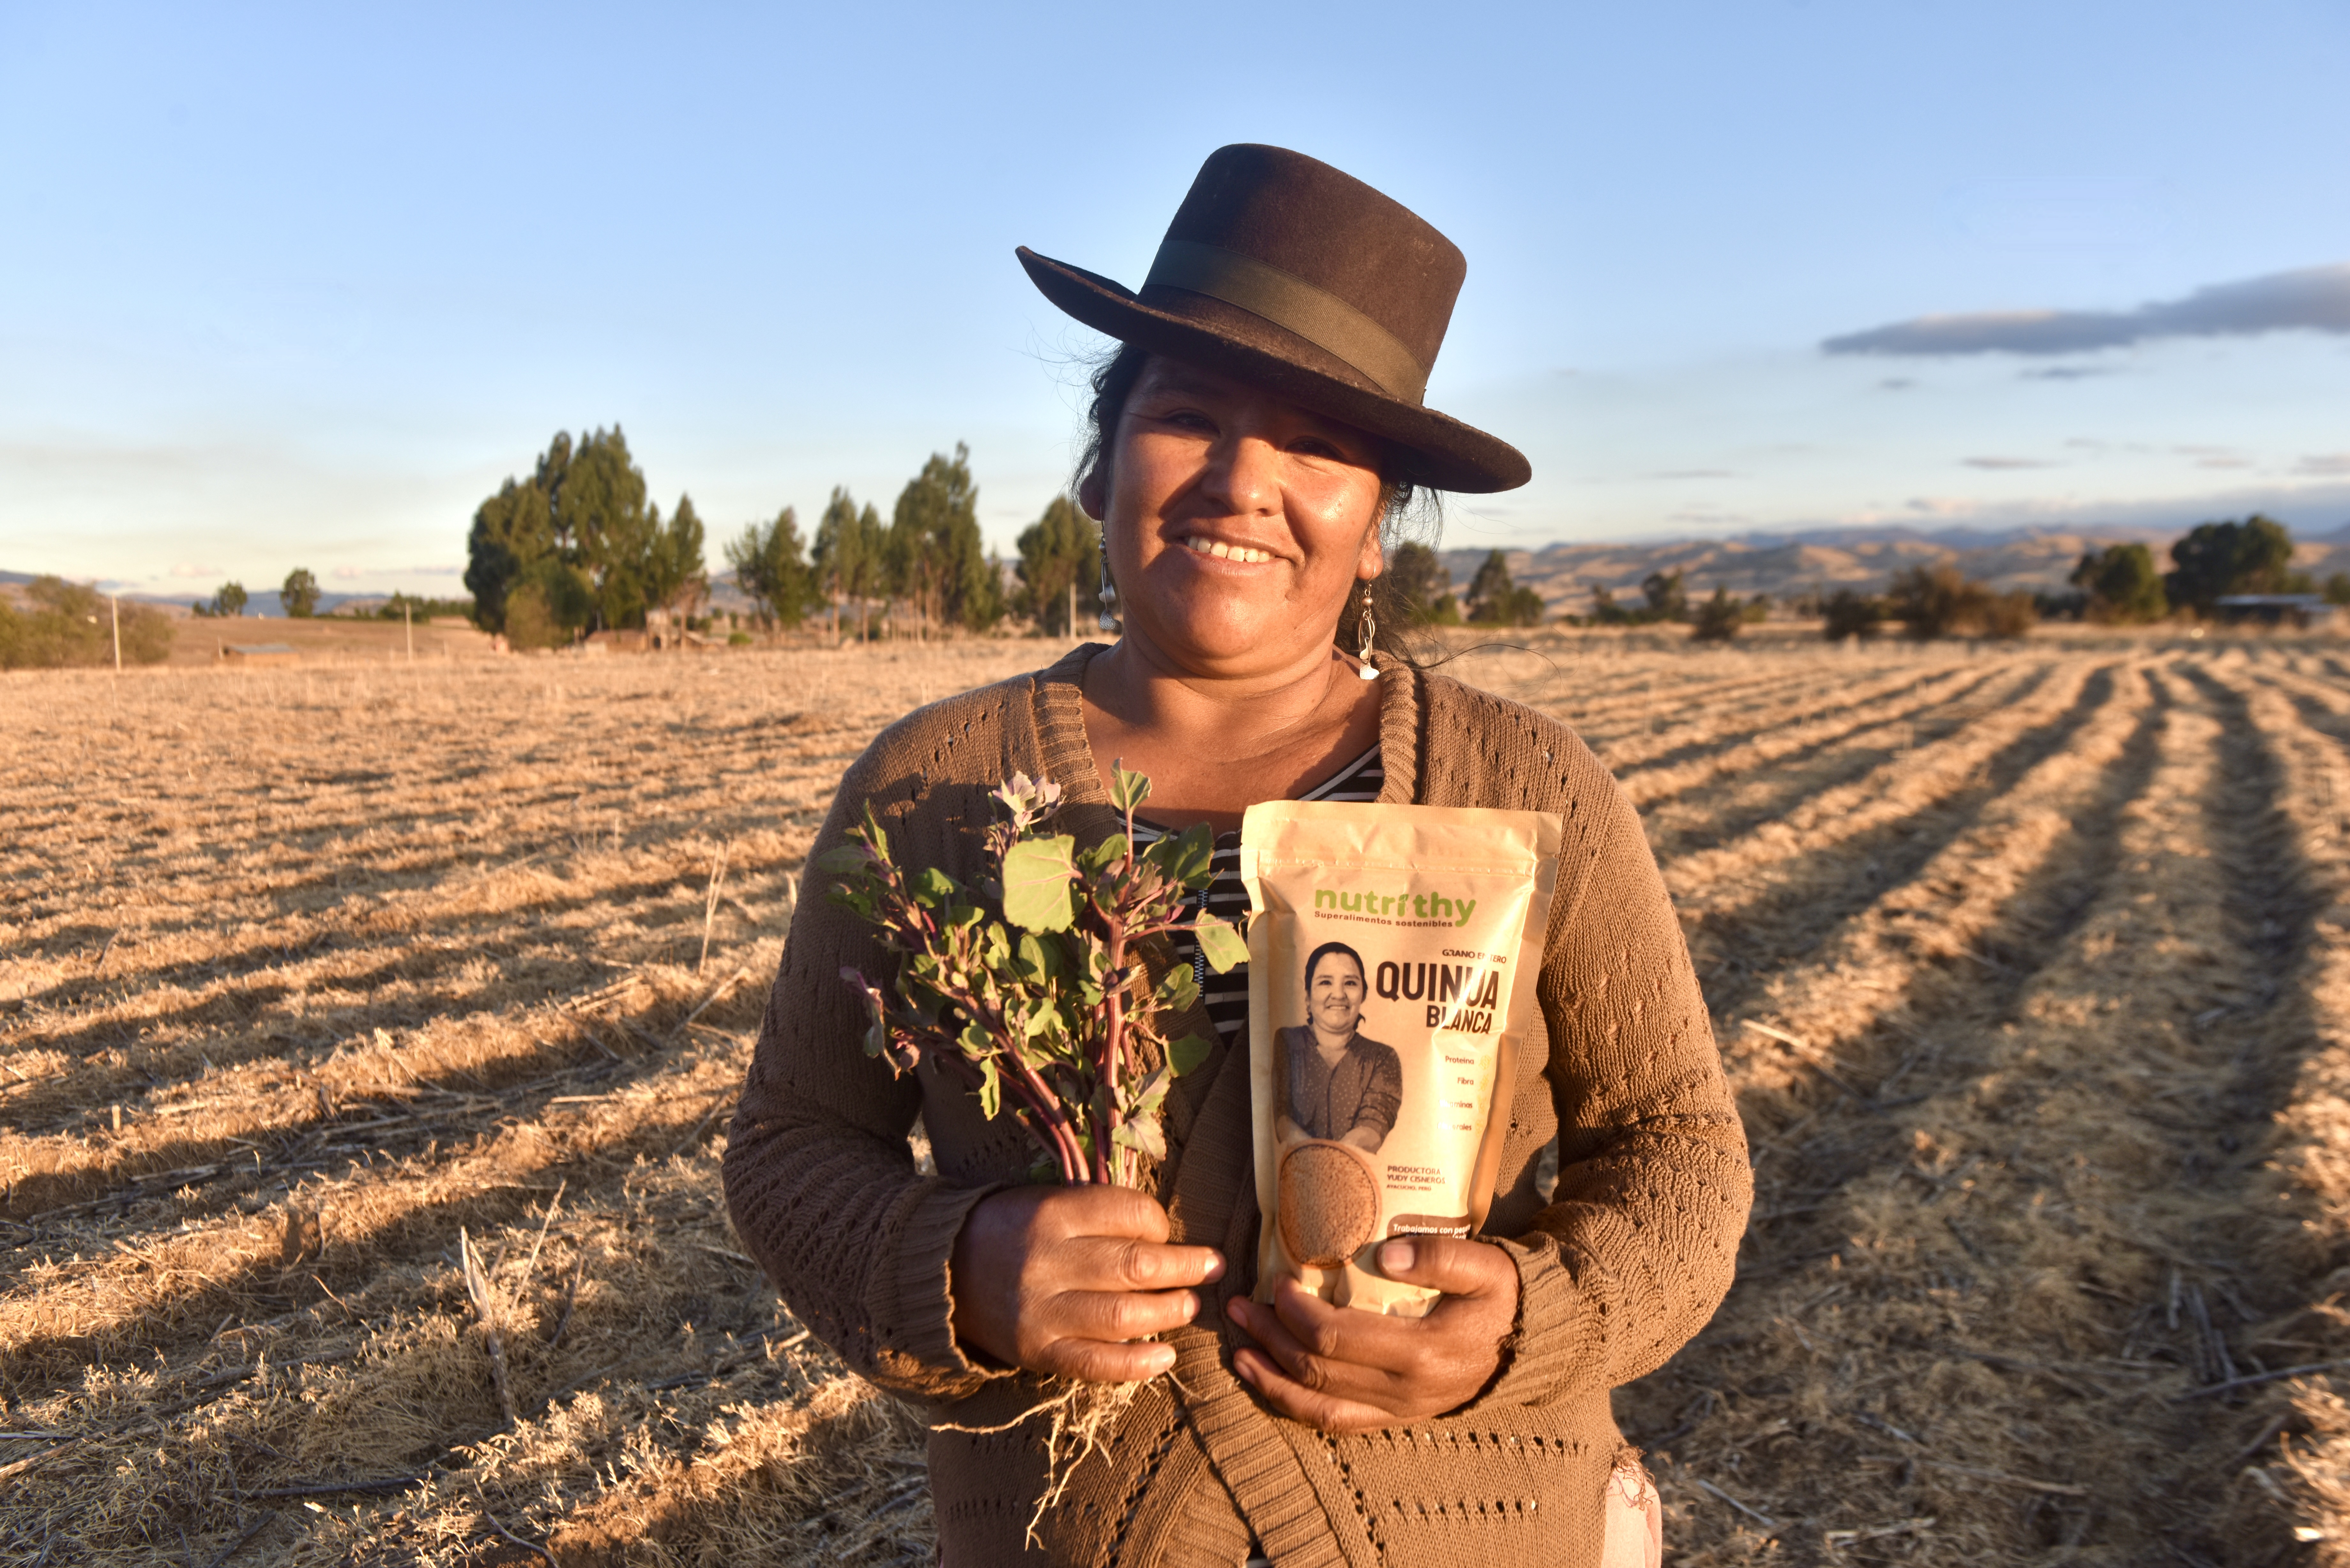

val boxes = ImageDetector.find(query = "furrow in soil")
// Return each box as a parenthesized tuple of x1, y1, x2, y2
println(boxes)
(1625, 658, 2187, 1563)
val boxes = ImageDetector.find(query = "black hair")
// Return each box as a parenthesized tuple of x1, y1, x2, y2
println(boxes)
(1073, 341, 1444, 665)
(1302, 940, 1367, 993)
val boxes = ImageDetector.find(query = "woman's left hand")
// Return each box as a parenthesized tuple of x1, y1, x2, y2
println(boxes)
(1223, 1237, 1519, 1431)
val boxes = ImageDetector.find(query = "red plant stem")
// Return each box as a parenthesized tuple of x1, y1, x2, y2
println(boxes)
(918, 1031, 1083, 1184)
(922, 981, 1092, 1187)
(1099, 919, 1128, 1186)
(1006, 1054, 1090, 1183)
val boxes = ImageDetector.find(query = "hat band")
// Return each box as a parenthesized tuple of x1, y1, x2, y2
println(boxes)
(1143, 240, 1429, 404)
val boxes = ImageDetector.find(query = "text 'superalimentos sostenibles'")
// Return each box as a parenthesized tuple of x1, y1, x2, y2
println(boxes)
(1241, 801, 1562, 1316)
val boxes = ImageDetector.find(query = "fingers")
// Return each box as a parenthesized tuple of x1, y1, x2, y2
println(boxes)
(1050, 1283, 1205, 1345)
(1220, 1239, 1524, 1427)
(950, 1185, 1229, 1383)
(1228, 1286, 1415, 1409)
(1372, 1236, 1518, 1301)
(1028, 1186, 1225, 1291)
(1230, 1344, 1394, 1433)
(1045, 1182, 1175, 1244)
(1037, 1331, 1181, 1383)
(1061, 1233, 1225, 1293)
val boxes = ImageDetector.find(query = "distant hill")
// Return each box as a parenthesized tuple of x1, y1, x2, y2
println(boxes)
(12, 517, 2348, 625)
(1436, 522, 2345, 617)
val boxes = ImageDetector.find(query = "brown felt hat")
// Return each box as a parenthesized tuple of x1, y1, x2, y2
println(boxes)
(1018, 144, 1531, 494)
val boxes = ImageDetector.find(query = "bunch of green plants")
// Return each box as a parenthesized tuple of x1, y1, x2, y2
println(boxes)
(823, 765, 1245, 1188)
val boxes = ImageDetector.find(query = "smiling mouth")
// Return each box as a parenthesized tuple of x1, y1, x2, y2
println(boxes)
(1180, 535, 1275, 564)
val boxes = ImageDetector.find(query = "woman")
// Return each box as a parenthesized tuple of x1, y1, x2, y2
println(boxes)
(725, 145, 1748, 1568)
(1276, 942, 1402, 1153)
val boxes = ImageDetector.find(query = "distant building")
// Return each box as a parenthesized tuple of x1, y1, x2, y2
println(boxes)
(2213, 594, 2341, 629)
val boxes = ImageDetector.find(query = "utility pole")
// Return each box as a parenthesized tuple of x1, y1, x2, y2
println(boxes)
(404, 600, 414, 662)
(110, 593, 121, 673)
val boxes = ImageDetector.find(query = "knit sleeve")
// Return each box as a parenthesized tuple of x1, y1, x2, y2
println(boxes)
(1465, 763, 1751, 1412)
(721, 735, 1012, 1405)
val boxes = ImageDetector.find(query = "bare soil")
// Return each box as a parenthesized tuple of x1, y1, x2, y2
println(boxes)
(5, 629, 2347, 1566)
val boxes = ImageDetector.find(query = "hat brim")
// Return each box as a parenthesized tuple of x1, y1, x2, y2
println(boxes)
(1018, 247, 1531, 494)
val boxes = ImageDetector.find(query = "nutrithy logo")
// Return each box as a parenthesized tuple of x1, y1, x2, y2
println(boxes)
(1312, 888, 1479, 925)
(1372, 960, 1502, 1033)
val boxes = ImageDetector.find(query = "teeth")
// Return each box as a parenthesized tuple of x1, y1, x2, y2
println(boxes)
(1182, 537, 1271, 563)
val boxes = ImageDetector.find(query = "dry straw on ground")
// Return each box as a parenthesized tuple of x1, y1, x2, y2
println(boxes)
(5, 627, 2348, 1565)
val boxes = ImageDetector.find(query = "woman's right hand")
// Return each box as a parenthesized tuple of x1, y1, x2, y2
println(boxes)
(949, 1185, 1224, 1381)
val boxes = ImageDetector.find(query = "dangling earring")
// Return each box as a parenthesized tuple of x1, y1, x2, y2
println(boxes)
(1356, 583, 1380, 680)
(1095, 530, 1119, 632)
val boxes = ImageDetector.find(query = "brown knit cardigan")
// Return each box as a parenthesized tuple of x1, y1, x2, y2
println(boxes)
(723, 645, 1750, 1568)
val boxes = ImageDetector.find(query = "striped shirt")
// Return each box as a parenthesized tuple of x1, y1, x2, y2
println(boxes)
(1132, 745, 1384, 1042)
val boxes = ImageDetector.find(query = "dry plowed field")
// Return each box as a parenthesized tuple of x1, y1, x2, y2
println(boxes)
(7, 634, 2350, 1566)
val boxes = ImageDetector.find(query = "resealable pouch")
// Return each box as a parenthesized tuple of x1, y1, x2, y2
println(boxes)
(1241, 801, 1563, 1317)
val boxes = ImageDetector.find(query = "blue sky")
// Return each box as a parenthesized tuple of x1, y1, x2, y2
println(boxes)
(4, 0, 2346, 597)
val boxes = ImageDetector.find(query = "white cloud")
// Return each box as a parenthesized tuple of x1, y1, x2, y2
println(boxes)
(1823, 263, 2350, 357)
(1962, 457, 2056, 471)
(168, 561, 223, 577)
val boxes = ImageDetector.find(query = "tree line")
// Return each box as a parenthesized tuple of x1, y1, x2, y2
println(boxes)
(1367, 514, 2343, 647)
(451, 436, 2338, 651)
(2064, 514, 2348, 623)
(462, 428, 709, 648)
(460, 429, 1109, 648)
(724, 449, 1108, 639)
(1819, 514, 2342, 640)
(190, 571, 470, 622)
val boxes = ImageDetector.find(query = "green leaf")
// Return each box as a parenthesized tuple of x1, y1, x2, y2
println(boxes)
(1191, 912, 1249, 974)
(859, 804, 891, 861)
(1127, 1062, 1173, 1116)
(1077, 836, 1126, 877)
(1000, 834, 1078, 932)
(1111, 1115, 1167, 1161)
(1144, 821, 1215, 888)
(977, 1056, 1002, 1121)
(1156, 965, 1200, 1014)
(914, 867, 958, 904)
(1168, 1032, 1214, 1076)
(813, 845, 870, 877)
(1109, 764, 1153, 815)
(1015, 931, 1050, 983)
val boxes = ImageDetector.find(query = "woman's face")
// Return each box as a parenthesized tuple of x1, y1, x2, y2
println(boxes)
(1081, 355, 1385, 676)
(1308, 954, 1366, 1036)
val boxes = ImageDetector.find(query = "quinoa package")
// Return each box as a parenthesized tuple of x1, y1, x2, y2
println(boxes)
(1241, 801, 1563, 1317)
